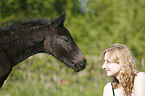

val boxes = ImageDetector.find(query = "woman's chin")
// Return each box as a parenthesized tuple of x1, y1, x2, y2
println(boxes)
(106, 72, 113, 76)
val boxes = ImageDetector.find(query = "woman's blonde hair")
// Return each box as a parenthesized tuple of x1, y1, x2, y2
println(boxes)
(103, 44, 137, 93)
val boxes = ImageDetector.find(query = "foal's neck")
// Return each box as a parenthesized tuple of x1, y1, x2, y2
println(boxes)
(0, 25, 49, 66)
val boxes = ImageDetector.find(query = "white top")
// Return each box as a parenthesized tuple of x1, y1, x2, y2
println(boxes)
(103, 72, 145, 96)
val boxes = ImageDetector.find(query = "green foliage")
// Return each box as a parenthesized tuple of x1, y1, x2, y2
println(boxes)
(0, 0, 145, 95)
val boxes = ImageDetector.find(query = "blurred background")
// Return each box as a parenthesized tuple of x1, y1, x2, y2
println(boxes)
(0, 0, 145, 95)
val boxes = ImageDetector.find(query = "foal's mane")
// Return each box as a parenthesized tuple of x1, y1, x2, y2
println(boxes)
(0, 18, 55, 31)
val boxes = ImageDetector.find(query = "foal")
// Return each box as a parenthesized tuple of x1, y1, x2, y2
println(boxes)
(0, 11, 87, 87)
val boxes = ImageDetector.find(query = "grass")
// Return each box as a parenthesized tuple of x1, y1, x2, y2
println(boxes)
(0, 54, 110, 96)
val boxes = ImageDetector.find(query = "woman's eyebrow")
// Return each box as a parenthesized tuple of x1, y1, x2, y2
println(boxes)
(106, 59, 111, 63)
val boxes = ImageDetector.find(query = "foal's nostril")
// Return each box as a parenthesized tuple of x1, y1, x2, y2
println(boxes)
(73, 58, 87, 71)
(84, 59, 87, 65)
(82, 59, 87, 67)
(80, 59, 87, 69)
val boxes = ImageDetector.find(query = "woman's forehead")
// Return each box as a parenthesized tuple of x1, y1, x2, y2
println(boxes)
(104, 52, 110, 60)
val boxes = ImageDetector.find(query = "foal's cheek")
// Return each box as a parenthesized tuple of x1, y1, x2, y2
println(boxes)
(43, 36, 54, 53)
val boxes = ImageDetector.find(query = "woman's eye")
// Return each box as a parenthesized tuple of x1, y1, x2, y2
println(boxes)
(107, 61, 111, 63)
(105, 60, 111, 64)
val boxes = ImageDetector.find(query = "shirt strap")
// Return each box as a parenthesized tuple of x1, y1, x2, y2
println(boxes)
(111, 82, 115, 96)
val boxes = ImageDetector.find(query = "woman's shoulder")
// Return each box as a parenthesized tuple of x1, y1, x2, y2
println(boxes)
(134, 72, 145, 96)
(103, 82, 112, 96)
(135, 72, 145, 80)
(137, 72, 145, 75)
(134, 72, 145, 84)
(134, 72, 145, 88)
(104, 82, 112, 89)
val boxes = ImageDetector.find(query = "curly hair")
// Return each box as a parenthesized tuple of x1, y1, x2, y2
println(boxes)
(103, 44, 137, 94)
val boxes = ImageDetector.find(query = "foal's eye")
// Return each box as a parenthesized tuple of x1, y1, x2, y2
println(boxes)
(62, 36, 69, 43)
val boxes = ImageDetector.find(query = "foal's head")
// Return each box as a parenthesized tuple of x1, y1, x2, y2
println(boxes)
(44, 12, 87, 72)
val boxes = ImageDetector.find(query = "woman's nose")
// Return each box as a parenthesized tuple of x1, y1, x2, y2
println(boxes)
(102, 63, 107, 69)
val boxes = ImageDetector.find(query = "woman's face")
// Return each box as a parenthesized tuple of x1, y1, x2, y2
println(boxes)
(102, 52, 121, 77)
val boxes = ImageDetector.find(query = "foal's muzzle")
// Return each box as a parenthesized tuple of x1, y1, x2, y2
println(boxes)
(73, 59, 87, 72)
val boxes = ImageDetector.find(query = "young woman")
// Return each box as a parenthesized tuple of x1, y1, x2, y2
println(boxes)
(102, 44, 145, 96)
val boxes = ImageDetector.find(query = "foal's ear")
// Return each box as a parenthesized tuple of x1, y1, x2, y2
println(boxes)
(50, 11, 66, 31)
